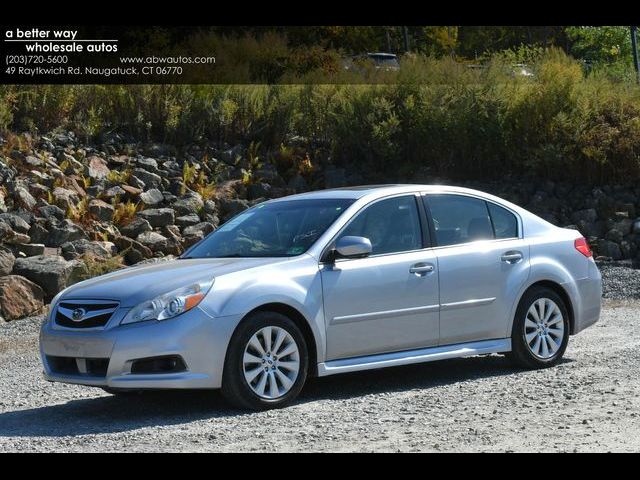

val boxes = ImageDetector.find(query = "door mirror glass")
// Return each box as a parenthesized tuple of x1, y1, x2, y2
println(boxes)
(335, 236, 372, 258)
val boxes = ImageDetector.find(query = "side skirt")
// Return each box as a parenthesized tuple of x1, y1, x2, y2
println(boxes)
(317, 338, 511, 377)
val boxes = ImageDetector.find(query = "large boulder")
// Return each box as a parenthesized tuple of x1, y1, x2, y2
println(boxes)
(0, 222, 30, 245)
(0, 247, 15, 275)
(25, 155, 43, 167)
(139, 188, 164, 206)
(0, 159, 16, 184)
(182, 221, 214, 247)
(183, 222, 215, 238)
(175, 214, 201, 228)
(606, 216, 633, 236)
(172, 193, 204, 216)
(597, 239, 622, 261)
(47, 220, 87, 247)
(605, 228, 624, 244)
(13, 255, 84, 300)
(120, 217, 152, 238)
(137, 231, 169, 251)
(14, 243, 45, 257)
(61, 239, 116, 260)
(88, 199, 114, 222)
(137, 231, 182, 256)
(85, 155, 110, 180)
(133, 168, 162, 189)
(121, 185, 143, 198)
(37, 204, 65, 222)
(0, 275, 45, 321)
(138, 208, 175, 227)
(0, 189, 6, 213)
(0, 213, 30, 234)
(203, 199, 218, 215)
(28, 222, 49, 244)
(134, 255, 177, 266)
(571, 209, 598, 224)
(136, 157, 159, 173)
(103, 185, 126, 199)
(52, 187, 79, 210)
(247, 182, 272, 200)
(218, 198, 250, 221)
(14, 186, 37, 210)
(113, 235, 153, 264)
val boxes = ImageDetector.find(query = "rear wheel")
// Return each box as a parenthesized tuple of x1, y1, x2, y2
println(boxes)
(508, 286, 570, 369)
(221, 311, 308, 410)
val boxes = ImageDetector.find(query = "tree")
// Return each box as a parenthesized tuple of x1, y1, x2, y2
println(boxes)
(565, 26, 633, 64)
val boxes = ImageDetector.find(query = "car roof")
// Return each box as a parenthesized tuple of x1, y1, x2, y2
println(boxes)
(367, 52, 397, 58)
(268, 184, 499, 202)
(266, 184, 557, 238)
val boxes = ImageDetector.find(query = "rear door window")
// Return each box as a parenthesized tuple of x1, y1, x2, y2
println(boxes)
(424, 194, 494, 246)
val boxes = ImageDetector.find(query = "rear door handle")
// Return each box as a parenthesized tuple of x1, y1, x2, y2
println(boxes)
(410, 263, 435, 276)
(501, 251, 523, 264)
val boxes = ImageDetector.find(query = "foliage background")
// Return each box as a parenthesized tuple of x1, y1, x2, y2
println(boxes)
(1, 27, 639, 186)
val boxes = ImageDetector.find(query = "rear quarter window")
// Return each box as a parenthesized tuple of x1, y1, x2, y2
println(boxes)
(487, 202, 518, 239)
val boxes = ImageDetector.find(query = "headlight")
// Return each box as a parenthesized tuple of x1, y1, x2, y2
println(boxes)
(121, 279, 214, 325)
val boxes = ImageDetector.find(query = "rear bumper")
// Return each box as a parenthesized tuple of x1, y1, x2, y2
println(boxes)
(571, 261, 602, 335)
(39, 307, 243, 390)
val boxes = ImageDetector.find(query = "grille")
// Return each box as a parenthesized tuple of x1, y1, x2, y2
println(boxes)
(55, 300, 119, 329)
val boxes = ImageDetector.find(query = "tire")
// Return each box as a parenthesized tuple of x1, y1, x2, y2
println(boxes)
(508, 286, 570, 369)
(221, 311, 309, 410)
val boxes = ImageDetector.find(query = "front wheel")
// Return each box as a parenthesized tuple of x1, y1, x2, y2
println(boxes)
(221, 311, 308, 410)
(508, 286, 570, 369)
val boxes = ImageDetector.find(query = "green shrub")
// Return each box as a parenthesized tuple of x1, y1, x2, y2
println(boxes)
(1, 48, 640, 184)
(77, 254, 125, 281)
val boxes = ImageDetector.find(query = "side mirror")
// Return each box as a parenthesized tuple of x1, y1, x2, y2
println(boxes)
(334, 236, 372, 259)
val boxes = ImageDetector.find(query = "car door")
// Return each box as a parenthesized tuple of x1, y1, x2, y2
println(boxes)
(423, 193, 530, 345)
(321, 194, 439, 361)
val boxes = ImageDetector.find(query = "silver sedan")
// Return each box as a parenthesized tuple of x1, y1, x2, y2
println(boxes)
(40, 185, 602, 409)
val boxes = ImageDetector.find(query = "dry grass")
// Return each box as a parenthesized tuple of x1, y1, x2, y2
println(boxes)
(76, 253, 125, 281)
(111, 198, 140, 226)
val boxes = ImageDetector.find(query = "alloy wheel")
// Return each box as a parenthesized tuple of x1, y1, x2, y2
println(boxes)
(242, 326, 300, 399)
(523, 297, 565, 359)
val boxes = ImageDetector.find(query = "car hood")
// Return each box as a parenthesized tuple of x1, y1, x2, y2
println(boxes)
(59, 257, 286, 307)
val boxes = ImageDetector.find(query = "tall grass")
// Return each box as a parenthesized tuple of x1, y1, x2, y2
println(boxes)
(1, 49, 639, 184)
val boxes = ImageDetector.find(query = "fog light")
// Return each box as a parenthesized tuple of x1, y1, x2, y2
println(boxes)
(130, 355, 187, 374)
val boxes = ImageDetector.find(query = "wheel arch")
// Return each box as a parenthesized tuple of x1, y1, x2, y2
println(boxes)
(514, 280, 576, 335)
(239, 302, 319, 377)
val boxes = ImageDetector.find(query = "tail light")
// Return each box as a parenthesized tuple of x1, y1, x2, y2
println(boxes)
(574, 237, 593, 258)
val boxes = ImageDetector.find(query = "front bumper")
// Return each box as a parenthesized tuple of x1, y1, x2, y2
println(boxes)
(40, 306, 242, 390)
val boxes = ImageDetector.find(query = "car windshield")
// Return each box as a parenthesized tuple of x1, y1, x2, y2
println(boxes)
(368, 55, 399, 66)
(182, 198, 355, 258)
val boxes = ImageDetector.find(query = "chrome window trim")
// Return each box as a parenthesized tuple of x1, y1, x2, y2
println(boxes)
(318, 192, 432, 264)
(421, 191, 524, 250)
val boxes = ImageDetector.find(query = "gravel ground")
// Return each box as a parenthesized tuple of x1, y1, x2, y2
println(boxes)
(1, 300, 639, 452)
(599, 263, 640, 300)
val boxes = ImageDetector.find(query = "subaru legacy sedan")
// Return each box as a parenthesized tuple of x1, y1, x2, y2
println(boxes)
(40, 185, 602, 409)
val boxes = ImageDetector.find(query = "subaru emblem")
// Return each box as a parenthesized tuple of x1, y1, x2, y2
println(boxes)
(71, 308, 86, 322)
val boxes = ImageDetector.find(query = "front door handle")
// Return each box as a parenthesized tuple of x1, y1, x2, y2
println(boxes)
(410, 263, 435, 276)
(501, 251, 523, 264)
